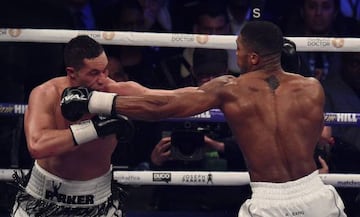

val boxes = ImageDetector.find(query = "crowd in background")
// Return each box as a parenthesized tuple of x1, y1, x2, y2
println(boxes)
(0, 0, 360, 216)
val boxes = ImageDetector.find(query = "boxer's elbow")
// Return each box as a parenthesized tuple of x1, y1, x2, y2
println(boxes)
(27, 135, 66, 159)
(28, 139, 46, 159)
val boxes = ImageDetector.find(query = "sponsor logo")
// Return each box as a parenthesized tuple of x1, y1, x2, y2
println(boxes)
(0, 105, 14, 114)
(117, 175, 141, 182)
(0, 104, 27, 115)
(331, 38, 344, 48)
(324, 113, 337, 122)
(337, 180, 360, 187)
(78, 31, 101, 39)
(14, 104, 27, 114)
(336, 113, 357, 123)
(102, 32, 115, 40)
(8, 29, 21, 37)
(195, 34, 209, 44)
(45, 181, 94, 204)
(307, 38, 330, 47)
(182, 173, 213, 184)
(153, 173, 171, 183)
(61, 94, 86, 104)
(171, 34, 195, 43)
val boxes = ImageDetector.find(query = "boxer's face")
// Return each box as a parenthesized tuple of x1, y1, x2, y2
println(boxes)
(71, 52, 110, 91)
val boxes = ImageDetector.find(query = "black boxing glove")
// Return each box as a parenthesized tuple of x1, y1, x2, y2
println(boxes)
(61, 87, 117, 121)
(69, 115, 134, 146)
(60, 87, 91, 121)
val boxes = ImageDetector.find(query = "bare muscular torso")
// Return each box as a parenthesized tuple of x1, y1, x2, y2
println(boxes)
(220, 71, 324, 182)
(27, 77, 117, 181)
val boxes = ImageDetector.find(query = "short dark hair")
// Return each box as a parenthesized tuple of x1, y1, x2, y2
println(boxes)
(64, 35, 104, 70)
(240, 21, 283, 57)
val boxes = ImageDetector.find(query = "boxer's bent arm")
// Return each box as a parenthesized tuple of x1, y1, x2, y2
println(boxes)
(25, 85, 77, 159)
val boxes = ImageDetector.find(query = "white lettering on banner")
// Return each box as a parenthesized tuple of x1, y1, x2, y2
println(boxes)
(336, 113, 357, 123)
(14, 105, 27, 114)
(192, 111, 211, 118)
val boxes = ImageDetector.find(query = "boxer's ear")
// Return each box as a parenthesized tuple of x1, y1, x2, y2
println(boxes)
(66, 67, 76, 79)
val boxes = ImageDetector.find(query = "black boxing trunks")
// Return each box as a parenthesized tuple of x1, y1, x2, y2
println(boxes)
(11, 161, 125, 217)
(238, 170, 347, 217)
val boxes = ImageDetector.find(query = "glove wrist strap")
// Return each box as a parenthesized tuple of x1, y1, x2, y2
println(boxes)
(88, 91, 117, 115)
(70, 120, 98, 145)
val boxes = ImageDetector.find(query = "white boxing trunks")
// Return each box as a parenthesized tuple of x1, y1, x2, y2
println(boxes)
(238, 170, 347, 217)
(12, 161, 123, 217)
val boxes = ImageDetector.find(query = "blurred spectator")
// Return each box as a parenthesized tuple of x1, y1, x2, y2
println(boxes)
(340, 0, 360, 21)
(283, 0, 358, 81)
(138, 0, 173, 32)
(322, 52, 360, 216)
(60, 0, 98, 30)
(161, 1, 235, 88)
(226, 0, 251, 35)
(99, 0, 166, 88)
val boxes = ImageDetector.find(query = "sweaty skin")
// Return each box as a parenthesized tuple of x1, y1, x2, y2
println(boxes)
(26, 77, 117, 181)
(110, 31, 325, 183)
(113, 71, 325, 183)
(26, 51, 198, 181)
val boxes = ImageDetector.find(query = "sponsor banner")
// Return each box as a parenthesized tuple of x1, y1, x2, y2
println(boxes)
(0, 29, 236, 49)
(1, 28, 358, 52)
(114, 171, 249, 186)
(286, 37, 360, 52)
(0, 103, 27, 115)
(0, 170, 359, 188)
(0, 102, 359, 126)
(324, 113, 359, 125)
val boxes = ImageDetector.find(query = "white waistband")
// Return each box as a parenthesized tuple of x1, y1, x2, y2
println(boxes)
(250, 170, 325, 200)
(25, 161, 112, 207)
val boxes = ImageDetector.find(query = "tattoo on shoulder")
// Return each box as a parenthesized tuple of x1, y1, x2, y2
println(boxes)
(264, 75, 279, 91)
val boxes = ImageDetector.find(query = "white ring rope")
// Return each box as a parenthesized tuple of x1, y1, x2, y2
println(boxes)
(0, 28, 359, 52)
(0, 169, 359, 188)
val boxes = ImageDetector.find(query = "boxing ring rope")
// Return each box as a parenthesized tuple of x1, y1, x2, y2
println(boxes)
(0, 28, 360, 52)
(0, 170, 359, 188)
(1, 29, 360, 189)
(0, 103, 359, 126)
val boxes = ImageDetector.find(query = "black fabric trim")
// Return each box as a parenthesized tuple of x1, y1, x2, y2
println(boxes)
(11, 169, 128, 217)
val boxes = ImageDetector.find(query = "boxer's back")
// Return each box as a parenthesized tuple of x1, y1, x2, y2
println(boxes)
(222, 71, 324, 183)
